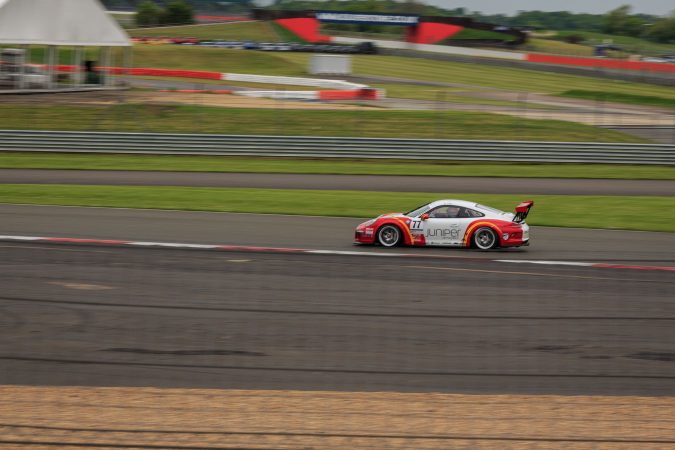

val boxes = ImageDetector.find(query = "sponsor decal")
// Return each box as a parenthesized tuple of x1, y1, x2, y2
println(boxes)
(365, 228, 374, 236)
(316, 11, 419, 25)
(426, 227, 461, 240)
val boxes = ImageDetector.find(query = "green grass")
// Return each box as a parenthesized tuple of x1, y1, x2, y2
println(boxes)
(269, 21, 306, 43)
(559, 90, 675, 109)
(122, 46, 675, 100)
(129, 22, 281, 42)
(16, 33, 675, 102)
(25, 44, 674, 102)
(0, 104, 645, 142)
(131, 46, 305, 75)
(134, 75, 317, 90)
(1, 185, 673, 232)
(369, 83, 554, 107)
(2, 153, 673, 180)
(446, 28, 516, 42)
(522, 38, 594, 57)
(341, 54, 675, 99)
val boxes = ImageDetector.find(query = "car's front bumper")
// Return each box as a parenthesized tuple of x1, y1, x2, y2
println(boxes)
(354, 227, 376, 244)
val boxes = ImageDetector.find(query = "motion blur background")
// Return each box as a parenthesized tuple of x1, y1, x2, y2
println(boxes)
(0, 0, 674, 448)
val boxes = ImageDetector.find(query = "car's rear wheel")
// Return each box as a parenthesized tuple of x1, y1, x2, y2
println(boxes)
(377, 225, 401, 247)
(473, 227, 498, 250)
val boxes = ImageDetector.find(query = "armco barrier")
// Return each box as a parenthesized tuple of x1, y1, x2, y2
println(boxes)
(0, 130, 673, 165)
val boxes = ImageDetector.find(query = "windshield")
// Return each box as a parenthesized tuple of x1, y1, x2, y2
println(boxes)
(405, 203, 431, 217)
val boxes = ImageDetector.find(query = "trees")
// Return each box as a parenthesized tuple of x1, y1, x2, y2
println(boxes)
(645, 13, 675, 43)
(135, 0, 194, 27)
(163, 0, 195, 25)
(602, 5, 647, 36)
(136, 0, 162, 27)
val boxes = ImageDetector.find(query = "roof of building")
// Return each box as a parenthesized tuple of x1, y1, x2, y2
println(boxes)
(0, 0, 131, 46)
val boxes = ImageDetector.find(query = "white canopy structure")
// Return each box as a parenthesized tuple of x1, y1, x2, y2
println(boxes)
(0, 0, 131, 91)
(0, 0, 130, 46)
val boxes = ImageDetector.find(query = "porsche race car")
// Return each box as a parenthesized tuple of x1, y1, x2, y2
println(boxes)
(354, 199, 533, 250)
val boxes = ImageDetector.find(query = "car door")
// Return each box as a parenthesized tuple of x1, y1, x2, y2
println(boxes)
(422, 205, 464, 246)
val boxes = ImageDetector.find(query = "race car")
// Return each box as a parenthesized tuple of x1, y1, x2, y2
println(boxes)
(354, 199, 533, 250)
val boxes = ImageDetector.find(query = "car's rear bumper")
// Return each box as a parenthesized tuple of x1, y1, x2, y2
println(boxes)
(501, 238, 529, 248)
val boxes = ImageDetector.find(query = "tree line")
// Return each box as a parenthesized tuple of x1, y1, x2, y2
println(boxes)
(104, 0, 674, 43)
(134, 0, 195, 27)
(270, 1, 673, 43)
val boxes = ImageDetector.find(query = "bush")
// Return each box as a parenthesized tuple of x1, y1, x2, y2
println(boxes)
(644, 15, 675, 43)
(162, 0, 195, 26)
(135, 0, 194, 27)
(135, 0, 162, 27)
(563, 34, 585, 44)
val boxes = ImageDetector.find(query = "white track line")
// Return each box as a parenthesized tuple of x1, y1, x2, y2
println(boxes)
(1, 234, 674, 272)
(495, 259, 594, 267)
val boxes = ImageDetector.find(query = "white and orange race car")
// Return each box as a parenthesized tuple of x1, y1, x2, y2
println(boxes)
(354, 199, 533, 250)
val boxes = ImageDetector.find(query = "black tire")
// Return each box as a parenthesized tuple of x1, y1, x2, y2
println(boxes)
(377, 225, 402, 247)
(472, 227, 498, 250)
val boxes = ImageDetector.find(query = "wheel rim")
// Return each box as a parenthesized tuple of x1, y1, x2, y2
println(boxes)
(379, 226, 399, 247)
(475, 228, 495, 249)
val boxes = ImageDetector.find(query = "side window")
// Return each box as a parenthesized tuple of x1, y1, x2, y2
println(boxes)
(461, 208, 485, 218)
(427, 206, 447, 218)
(428, 205, 461, 219)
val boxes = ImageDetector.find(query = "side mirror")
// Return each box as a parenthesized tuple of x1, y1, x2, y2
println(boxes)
(420, 213, 429, 221)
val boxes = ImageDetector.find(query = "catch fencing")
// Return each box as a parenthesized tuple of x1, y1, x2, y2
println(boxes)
(1, 130, 674, 164)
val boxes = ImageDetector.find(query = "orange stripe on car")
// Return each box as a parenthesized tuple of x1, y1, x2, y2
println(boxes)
(390, 217, 415, 245)
(463, 221, 498, 247)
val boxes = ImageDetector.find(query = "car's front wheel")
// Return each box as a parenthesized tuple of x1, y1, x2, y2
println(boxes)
(472, 227, 498, 250)
(377, 225, 401, 247)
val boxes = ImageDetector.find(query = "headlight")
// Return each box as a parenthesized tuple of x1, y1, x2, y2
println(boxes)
(361, 219, 376, 227)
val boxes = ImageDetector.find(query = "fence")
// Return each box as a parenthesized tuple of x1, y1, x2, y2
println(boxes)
(1, 130, 673, 164)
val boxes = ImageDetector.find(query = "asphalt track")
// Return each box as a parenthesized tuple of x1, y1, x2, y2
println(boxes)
(3, 169, 675, 196)
(2, 204, 675, 265)
(1, 241, 673, 396)
(1, 205, 673, 396)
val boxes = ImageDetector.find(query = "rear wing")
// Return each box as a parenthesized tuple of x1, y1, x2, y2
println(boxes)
(513, 200, 534, 223)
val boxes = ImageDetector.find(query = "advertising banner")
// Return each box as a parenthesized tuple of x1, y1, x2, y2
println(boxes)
(316, 11, 419, 26)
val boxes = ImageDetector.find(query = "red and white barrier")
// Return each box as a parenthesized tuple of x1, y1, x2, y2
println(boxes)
(50, 65, 383, 100)
(237, 88, 383, 101)
(222, 72, 367, 90)
(526, 53, 675, 74)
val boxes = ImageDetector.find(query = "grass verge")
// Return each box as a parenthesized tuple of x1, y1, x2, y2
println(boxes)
(1, 153, 673, 180)
(128, 22, 281, 42)
(0, 105, 645, 142)
(345, 54, 675, 99)
(559, 90, 675, 109)
(1, 185, 673, 232)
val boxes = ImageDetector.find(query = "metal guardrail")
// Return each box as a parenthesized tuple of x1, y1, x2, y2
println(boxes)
(1, 130, 674, 164)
